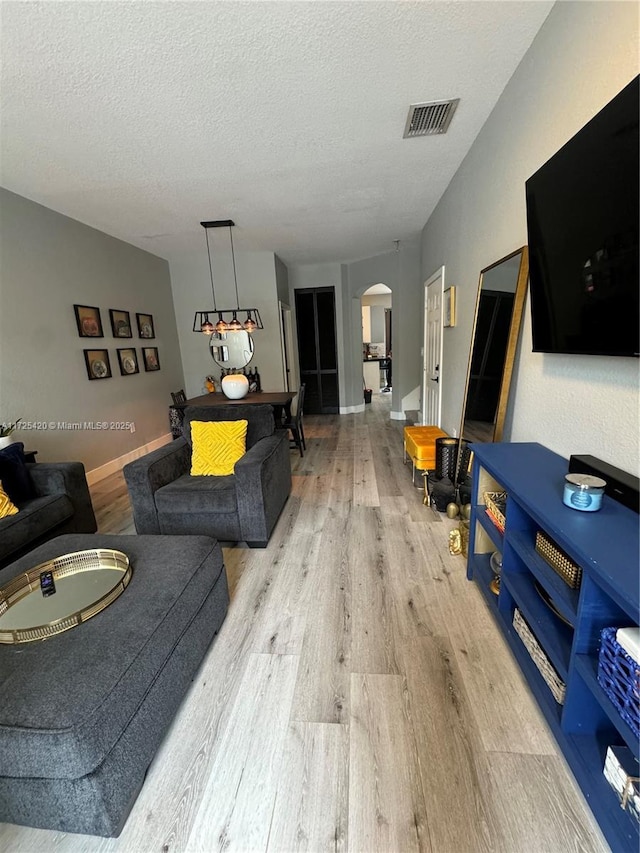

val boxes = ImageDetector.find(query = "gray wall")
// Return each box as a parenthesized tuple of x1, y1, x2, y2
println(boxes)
(368, 306, 385, 343)
(170, 247, 285, 397)
(421, 1, 639, 471)
(0, 188, 183, 472)
(275, 254, 290, 305)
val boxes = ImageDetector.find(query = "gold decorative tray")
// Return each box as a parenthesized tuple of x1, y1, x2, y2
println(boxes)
(0, 549, 131, 645)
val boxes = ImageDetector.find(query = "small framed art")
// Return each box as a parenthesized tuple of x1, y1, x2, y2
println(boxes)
(74, 305, 103, 338)
(117, 347, 139, 376)
(83, 349, 112, 380)
(443, 286, 456, 328)
(136, 313, 155, 339)
(110, 309, 132, 338)
(142, 347, 160, 372)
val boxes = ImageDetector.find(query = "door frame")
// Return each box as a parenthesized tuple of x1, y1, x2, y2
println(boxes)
(295, 286, 340, 414)
(422, 266, 445, 426)
(278, 301, 297, 392)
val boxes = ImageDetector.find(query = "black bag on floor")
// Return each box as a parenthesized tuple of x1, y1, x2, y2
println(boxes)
(426, 472, 456, 512)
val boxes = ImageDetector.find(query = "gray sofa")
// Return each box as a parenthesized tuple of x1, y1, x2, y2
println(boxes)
(0, 461, 97, 571)
(123, 403, 291, 547)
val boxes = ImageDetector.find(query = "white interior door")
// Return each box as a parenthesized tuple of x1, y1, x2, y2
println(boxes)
(422, 267, 444, 426)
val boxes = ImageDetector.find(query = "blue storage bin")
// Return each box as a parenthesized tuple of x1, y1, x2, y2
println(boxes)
(597, 626, 640, 739)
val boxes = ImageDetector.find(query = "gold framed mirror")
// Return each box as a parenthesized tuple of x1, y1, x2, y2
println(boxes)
(457, 247, 529, 479)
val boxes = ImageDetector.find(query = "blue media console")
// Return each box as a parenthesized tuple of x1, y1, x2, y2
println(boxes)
(467, 442, 639, 852)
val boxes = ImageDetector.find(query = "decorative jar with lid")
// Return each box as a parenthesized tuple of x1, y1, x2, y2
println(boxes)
(563, 473, 606, 512)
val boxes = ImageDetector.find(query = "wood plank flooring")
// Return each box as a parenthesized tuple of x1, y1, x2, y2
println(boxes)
(0, 394, 609, 852)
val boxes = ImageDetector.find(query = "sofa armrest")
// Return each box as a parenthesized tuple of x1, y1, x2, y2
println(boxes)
(234, 430, 292, 543)
(28, 462, 97, 533)
(123, 438, 190, 534)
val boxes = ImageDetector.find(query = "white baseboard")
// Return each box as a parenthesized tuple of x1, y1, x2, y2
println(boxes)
(337, 404, 406, 419)
(86, 433, 173, 485)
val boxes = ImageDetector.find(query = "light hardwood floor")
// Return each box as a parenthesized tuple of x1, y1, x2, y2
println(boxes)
(1, 394, 609, 853)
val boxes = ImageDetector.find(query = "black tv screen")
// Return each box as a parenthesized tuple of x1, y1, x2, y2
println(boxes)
(525, 75, 639, 357)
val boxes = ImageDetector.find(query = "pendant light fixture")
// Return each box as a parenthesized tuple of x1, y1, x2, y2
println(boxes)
(192, 220, 264, 335)
(198, 223, 218, 335)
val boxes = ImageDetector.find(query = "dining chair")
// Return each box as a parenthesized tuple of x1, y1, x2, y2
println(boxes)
(283, 384, 306, 457)
(171, 389, 187, 405)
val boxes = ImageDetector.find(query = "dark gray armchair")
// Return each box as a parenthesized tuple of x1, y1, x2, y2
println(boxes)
(0, 461, 97, 571)
(123, 404, 291, 548)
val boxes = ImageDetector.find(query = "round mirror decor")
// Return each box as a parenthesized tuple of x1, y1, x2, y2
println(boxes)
(209, 330, 254, 370)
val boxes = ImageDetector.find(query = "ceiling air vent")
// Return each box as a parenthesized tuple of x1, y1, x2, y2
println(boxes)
(403, 98, 459, 138)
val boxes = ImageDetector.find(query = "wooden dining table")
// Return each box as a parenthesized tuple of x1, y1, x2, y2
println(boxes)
(175, 390, 297, 425)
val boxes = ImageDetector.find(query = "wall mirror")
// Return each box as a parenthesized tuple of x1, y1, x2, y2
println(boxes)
(456, 246, 529, 481)
(209, 330, 254, 370)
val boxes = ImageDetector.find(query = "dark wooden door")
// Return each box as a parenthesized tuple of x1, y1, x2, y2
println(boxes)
(295, 287, 339, 414)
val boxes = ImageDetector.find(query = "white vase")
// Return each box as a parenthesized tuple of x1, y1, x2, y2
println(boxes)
(221, 374, 249, 400)
(0, 435, 13, 450)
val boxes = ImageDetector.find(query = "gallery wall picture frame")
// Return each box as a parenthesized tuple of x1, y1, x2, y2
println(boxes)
(110, 309, 132, 338)
(117, 347, 139, 376)
(83, 349, 112, 380)
(443, 286, 456, 328)
(136, 313, 155, 339)
(142, 347, 160, 372)
(74, 305, 104, 338)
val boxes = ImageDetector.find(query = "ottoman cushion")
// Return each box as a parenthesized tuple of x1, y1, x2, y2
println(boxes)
(403, 426, 448, 468)
(0, 532, 228, 836)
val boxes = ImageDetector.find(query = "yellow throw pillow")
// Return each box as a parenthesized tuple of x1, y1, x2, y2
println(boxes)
(0, 480, 19, 519)
(190, 420, 248, 476)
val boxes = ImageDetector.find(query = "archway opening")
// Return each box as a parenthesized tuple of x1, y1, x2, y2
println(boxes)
(361, 283, 392, 407)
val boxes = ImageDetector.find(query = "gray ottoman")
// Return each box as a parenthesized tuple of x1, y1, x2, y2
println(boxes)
(0, 533, 229, 837)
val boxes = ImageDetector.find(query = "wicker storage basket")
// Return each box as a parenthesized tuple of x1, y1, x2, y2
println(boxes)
(484, 491, 506, 532)
(483, 492, 507, 533)
(597, 627, 640, 739)
(603, 745, 640, 826)
(535, 531, 582, 589)
(513, 608, 566, 704)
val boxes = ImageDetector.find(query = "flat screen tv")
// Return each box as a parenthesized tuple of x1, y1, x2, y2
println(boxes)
(525, 75, 639, 357)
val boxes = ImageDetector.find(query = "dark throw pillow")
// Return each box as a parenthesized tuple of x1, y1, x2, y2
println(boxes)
(0, 442, 35, 505)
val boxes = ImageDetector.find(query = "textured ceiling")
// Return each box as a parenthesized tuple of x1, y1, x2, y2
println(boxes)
(0, 1, 554, 266)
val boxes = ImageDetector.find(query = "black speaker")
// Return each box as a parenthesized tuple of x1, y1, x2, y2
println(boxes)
(568, 455, 639, 514)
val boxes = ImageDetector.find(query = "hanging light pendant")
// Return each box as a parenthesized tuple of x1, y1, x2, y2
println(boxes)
(201, 314, 215, 335)
(194, 223, 221, 334)
(193, 220, 264, 335)
(227, 311, 243, 332)
(215, 313, 229, 334)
